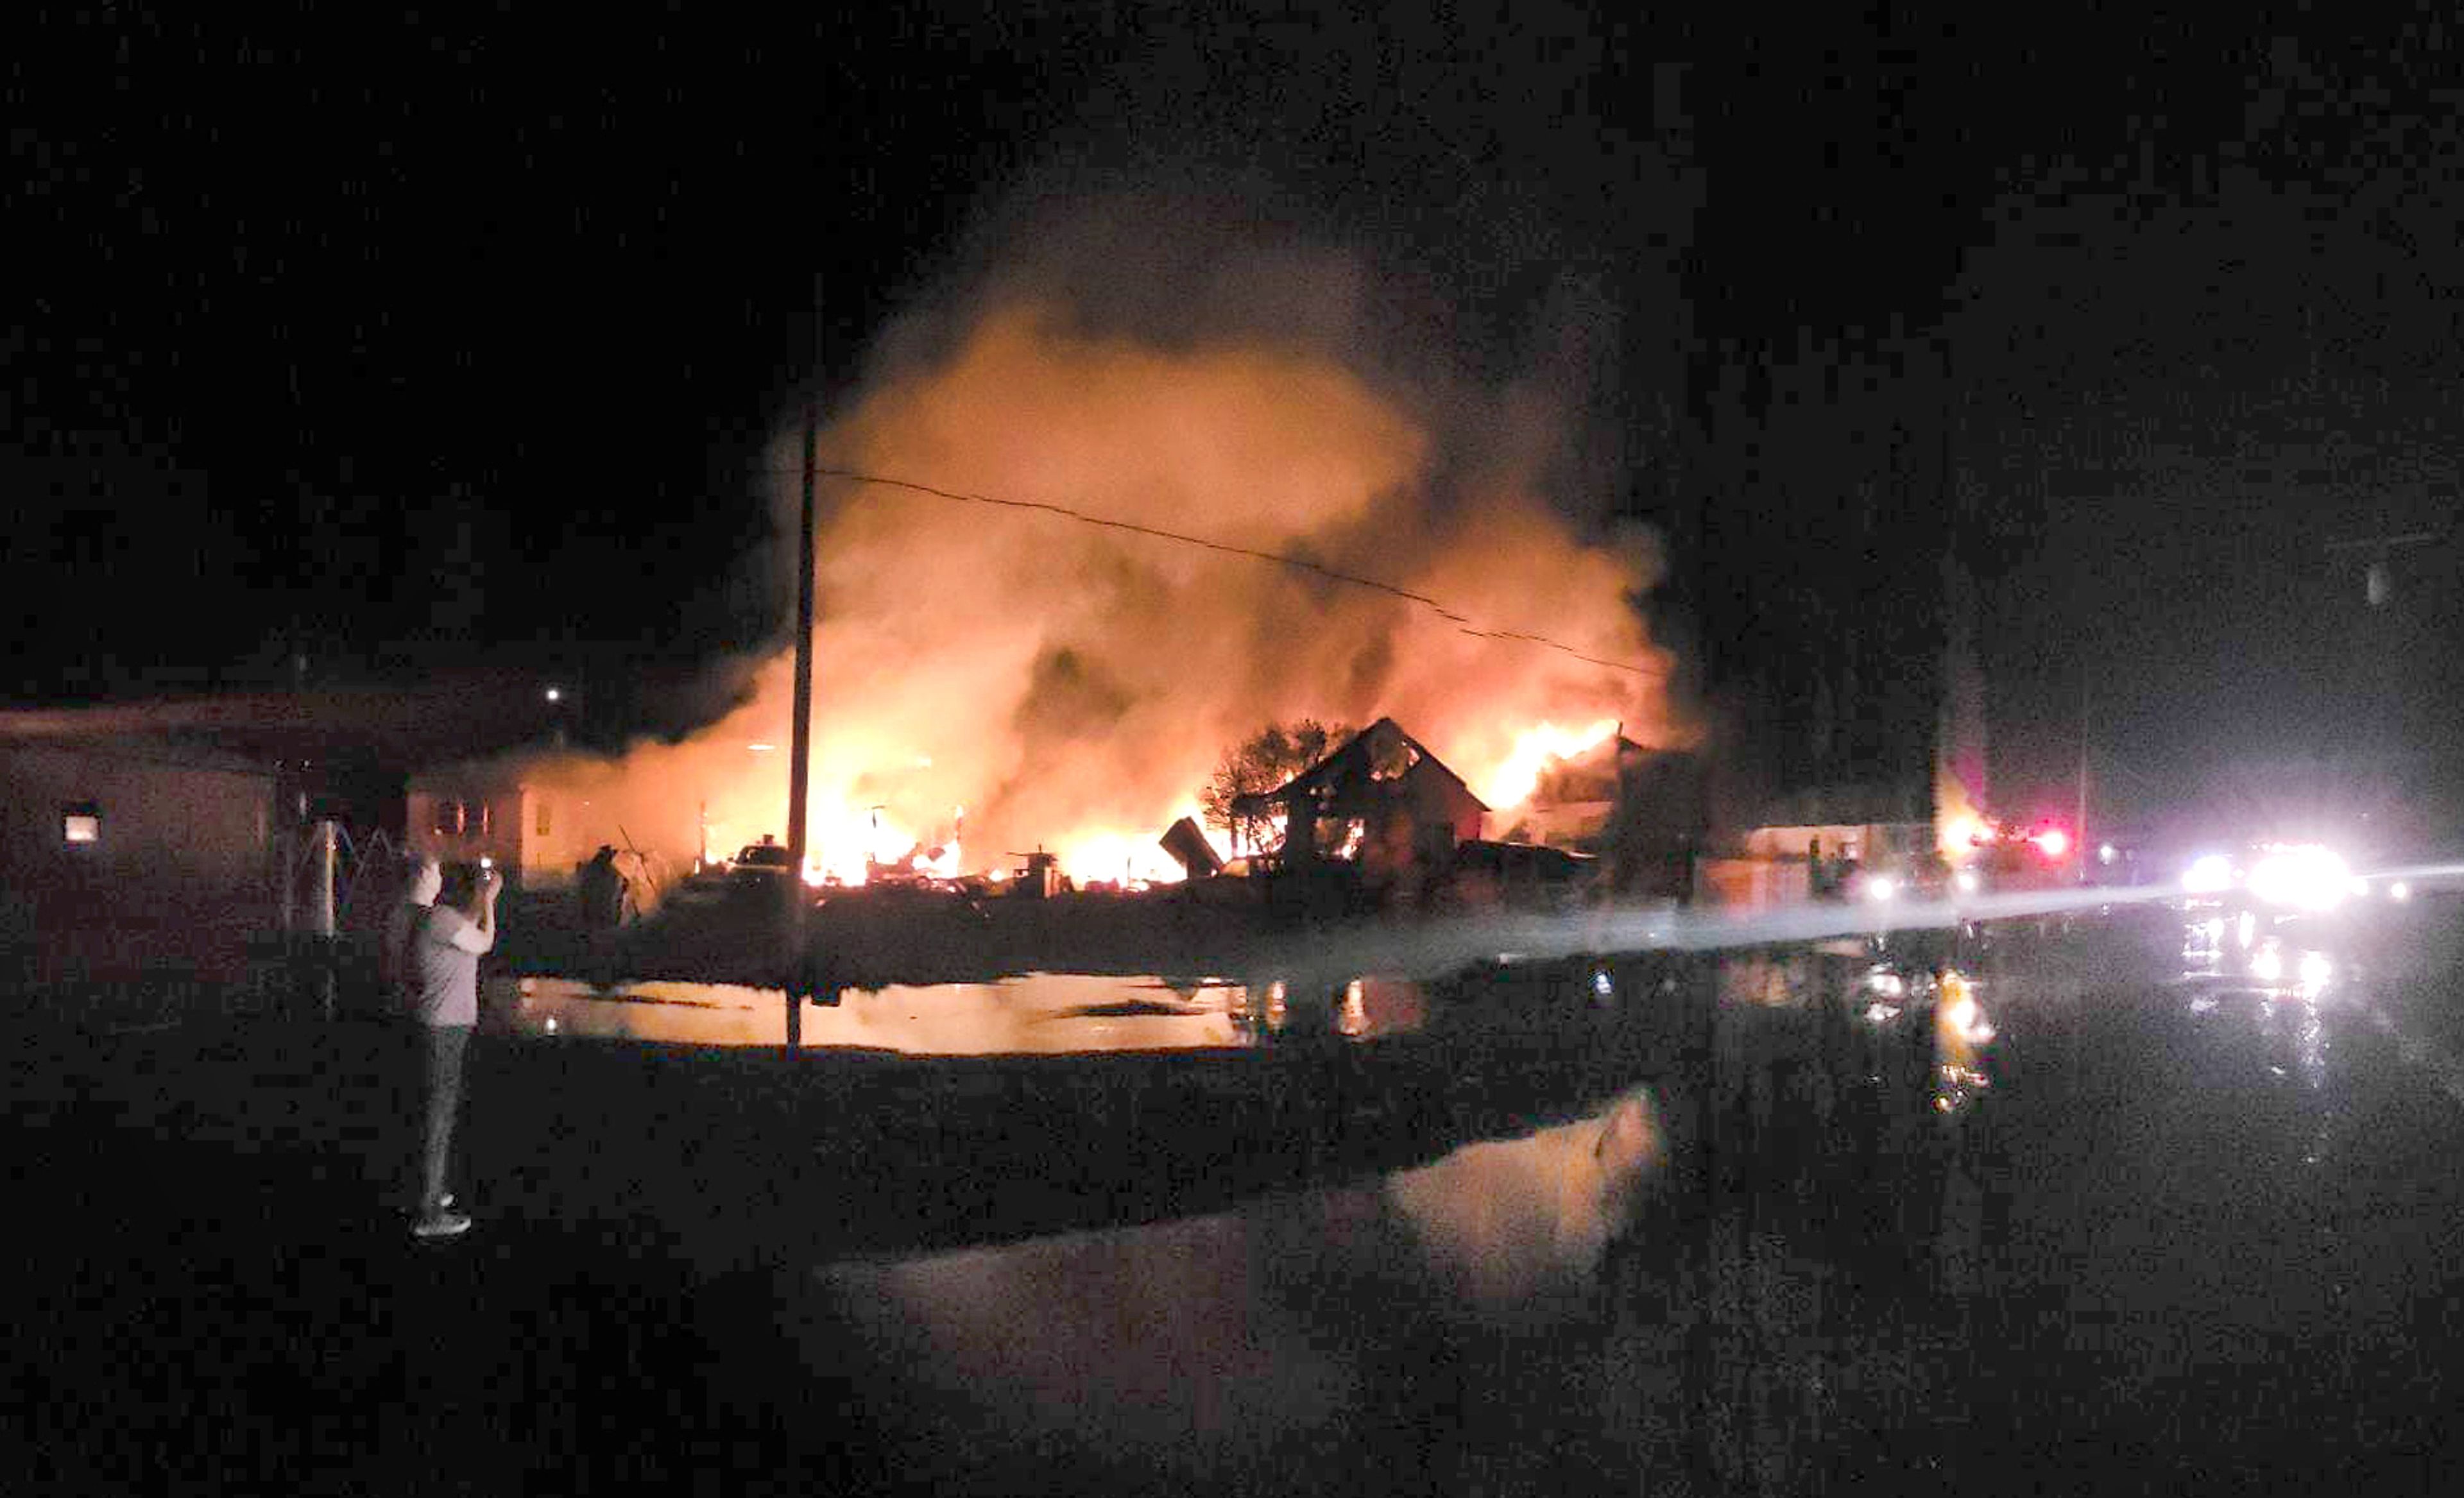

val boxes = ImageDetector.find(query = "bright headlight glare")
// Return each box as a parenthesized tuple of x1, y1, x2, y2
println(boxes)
(2247, 846, 2349, 910)
(2182, 855, 2236, 895)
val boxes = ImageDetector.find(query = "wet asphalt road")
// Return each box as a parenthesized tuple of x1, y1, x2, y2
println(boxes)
(1659, 915, 2464, 1495)
(788, 912, 2464, 1497)
(1895, 924, 2464, 1493)
(10, 904, 2464, 1496)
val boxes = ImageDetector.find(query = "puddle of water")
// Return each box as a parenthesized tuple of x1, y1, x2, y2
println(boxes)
(504, 949, 1955, 1056)
(503, 971, 1430, 1053)
(802, 1087, 1666, 1483)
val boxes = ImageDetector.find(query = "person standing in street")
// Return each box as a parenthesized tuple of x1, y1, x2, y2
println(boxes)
(381, 851, 443, 1218)
(407, 861, 501, 1239)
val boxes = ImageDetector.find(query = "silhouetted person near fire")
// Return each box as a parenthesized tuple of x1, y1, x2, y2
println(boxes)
(407, 861, 501, 1239)
(577, 845, 627, 988)
(578, 846, 625, 927)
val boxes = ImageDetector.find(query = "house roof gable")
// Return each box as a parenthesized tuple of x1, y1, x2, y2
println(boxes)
(1269, 716, 1490, 812)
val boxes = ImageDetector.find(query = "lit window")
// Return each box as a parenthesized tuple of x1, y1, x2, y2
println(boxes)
(62, 804, 101, 845)
(536, 800, 552, 837)
(434, 799, 466, 837)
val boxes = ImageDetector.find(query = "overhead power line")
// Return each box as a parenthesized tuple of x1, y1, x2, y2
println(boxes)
(764, 464, 1664, 679)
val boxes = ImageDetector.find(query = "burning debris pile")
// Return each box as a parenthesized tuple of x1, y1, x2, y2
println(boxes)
(490, 262, 1680, 887)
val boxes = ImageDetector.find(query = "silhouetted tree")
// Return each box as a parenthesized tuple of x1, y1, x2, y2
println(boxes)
(1201, 719, 1349, 856)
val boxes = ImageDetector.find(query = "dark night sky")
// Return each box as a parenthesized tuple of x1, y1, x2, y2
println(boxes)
(10, 4, 2460, 839)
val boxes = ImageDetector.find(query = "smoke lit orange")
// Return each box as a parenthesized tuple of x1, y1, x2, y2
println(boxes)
(459, 300, 1675, 883)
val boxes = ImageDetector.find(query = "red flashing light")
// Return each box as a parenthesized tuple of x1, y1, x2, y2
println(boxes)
(2032, 826, 2071, 860)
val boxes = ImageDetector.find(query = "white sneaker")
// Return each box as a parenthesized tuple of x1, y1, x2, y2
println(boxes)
(413, 1207, 472, 1240)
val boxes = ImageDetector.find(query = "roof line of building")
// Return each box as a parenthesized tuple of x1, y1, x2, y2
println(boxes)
(1267, 716, 1491, 812)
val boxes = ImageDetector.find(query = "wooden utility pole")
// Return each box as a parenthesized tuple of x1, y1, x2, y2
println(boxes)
(785, 391, 819, 1050)
(2073, 665, 2091, 884)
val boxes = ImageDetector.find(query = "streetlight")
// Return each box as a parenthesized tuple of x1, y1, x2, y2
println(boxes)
(545, 683, 572, 750)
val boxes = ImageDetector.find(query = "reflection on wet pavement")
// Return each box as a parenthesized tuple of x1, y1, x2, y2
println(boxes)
(492, 906, 2464, 1494)
(757, 943, 2034, 1493)
(515, 967, 1450, 1053)
(509, 969, 1460, 1053)
(807, 1088, 1668, 1487)
(2182, 911, 2340, 997)
(512, 973, 1248, 1052)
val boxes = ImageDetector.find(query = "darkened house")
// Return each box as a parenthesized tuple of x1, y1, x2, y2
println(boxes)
(0, 677, 565, 1017)
(0, 731, 276, 1004)
(1235, 718, 1487, 909)
(406, 769, 547, 887)
(404, 757, 691, 902)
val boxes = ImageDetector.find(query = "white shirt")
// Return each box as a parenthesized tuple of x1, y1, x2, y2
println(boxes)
(410, 903, 493, 1028)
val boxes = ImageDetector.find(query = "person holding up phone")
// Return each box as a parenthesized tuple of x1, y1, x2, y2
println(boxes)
(407, 862, 502, 1239)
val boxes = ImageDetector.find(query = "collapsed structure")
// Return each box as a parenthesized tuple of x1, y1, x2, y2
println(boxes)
(1216, 717, 1706, 912)
(1238, 720, 1484, 867)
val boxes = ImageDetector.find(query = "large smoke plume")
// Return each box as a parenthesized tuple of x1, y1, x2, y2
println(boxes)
(505, 205, 1679, 882)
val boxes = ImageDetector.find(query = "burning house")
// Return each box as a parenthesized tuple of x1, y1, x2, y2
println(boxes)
(1235, 718, 1486, 908)
(1488, 733, 1707, 901)
(1489, 732, 1633, 850)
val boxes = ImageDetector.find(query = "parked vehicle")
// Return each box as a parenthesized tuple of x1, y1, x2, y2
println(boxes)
(727, 837, 798, 894)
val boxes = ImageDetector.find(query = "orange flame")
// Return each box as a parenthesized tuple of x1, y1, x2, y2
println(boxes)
(453, 299, 1673, 887)
(1476, 719, 1620, 810)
